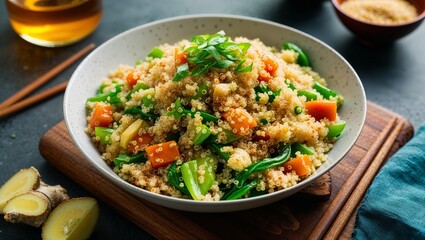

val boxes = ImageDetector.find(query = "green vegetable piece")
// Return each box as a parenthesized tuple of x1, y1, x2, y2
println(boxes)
(313, 81, 344, 108)
(191, 61, 215, 76)
(270, 89, 282, 103)
(166, 97, 185, 120)
(297, 90, 317, 101)
(210, 144, 230, 160)
(173, 63, 189, 82)
(167, 162, 190, 196)
(260, 119, 268, 125)
(167, 98, 219, 122)
(87, 85, 122, 105)
(181, 160, 202, 200)
(294, 106, 303, 115)
(95, 127, 114, 144)
(197, 156, 217, 194)
(124, 106, 159, 121)
(249, 189, 268, 198)
(313, 81, 338, 99)
(235, 59, 253, 73)
(191, 83, 209, 100)
(113, 153, 147, 168)
(291, 142, 315, 157)
(235, 144, 291, 188)
(188, 109, 218, 122)
(142, 96, 155, 109)
(193, 124, 212, 145)
(148, 47, 164, 59)
(96, 83, 107, 94)
(222, 129, 241, 144)
(285, 79, 296, 91)
(224, 179, 260, 200)
(203, 128, 240, 146)
(254, 83, 281, 103)
(327, 121, 346, 138)
(141, 88, 156, 109)
(126, 82, 149, 100)
(283, 42, 311, 67)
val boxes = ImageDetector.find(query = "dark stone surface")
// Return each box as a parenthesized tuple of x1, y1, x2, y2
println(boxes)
(0, 0, 424, 239)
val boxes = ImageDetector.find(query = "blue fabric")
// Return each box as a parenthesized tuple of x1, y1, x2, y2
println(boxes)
(353, 123, 425, 240)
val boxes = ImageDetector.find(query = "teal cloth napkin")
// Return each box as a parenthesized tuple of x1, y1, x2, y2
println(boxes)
(353, 123, 425, 239)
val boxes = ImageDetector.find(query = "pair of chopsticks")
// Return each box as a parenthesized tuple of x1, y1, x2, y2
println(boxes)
(308, 117, 405, 239)
(0, 43, 96, 120)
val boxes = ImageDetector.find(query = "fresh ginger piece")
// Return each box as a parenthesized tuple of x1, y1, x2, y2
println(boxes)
(42, 197, 99, 240)
(3, 183, 69, 227)
(0, 167, 40, 213)
(4, 192, 50, 227)
(120, 119, 149, 149)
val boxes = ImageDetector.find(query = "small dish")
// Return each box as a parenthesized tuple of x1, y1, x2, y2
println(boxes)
(64, 14, 366, 212)
(332, 0, 425, 45)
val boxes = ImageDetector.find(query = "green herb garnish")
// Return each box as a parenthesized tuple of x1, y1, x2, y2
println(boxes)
(173, 31, 252, 81)
(173, 63, 189, 82)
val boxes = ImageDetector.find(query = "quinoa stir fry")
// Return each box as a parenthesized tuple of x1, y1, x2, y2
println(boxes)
(85, 31, 346, 201)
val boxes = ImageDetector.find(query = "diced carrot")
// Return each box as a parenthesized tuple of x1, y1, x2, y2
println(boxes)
(283, 155, 313, 177)
(126, 70, 140, 87)
(305, 100, 337, 121)
(174, 48, 188, 65)
(222, 108, 257, 136)
(145, 141, 181, 168)
(90, 102, 113, 129)
(128, 133, 154, 154)
(262, 54, 278, 75)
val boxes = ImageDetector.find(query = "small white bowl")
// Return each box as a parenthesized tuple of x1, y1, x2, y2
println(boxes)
(64, 14, 366, 212)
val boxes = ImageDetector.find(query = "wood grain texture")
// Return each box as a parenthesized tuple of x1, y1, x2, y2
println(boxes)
(308, 117, 398, 240)
(324, 120, 405, 239)
(39, 102, 414, 240)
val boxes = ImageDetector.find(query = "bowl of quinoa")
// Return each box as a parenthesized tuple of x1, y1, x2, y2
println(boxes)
(332, 0, 425, 44)
(64, 14, 366, 212)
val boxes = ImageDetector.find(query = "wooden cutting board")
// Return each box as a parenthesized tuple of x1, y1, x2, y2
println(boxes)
(39, 102, 413, 240)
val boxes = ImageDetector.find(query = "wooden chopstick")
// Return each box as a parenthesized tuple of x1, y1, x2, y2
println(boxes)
(308, 117, 398, 240)
(0, 43, 95, 111)
(323, 119, 405, 239)
(0, 81, 68, 120)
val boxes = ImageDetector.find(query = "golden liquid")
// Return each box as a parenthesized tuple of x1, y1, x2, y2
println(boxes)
(6, 0, 102, 47)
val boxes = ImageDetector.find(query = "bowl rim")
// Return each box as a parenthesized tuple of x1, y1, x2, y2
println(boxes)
(64, 13, 367, 208)
(331, 0, 425, 27)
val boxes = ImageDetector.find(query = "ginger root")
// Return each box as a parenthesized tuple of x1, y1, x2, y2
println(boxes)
(3, 183, 69, 227)
(1, 167, 99, 240)
(42, 197, 99, 240)
(0, 167, 41, 213)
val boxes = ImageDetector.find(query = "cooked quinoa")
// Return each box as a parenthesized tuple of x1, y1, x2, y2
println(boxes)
(340, 0, 418, 25)
(85, 31, 345, 201)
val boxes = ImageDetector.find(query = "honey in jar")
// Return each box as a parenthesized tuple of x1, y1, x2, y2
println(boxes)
(6, 0, 102, 47)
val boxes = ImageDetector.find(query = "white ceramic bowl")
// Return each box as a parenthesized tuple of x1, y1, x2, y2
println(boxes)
(64, 14, 366, 212)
